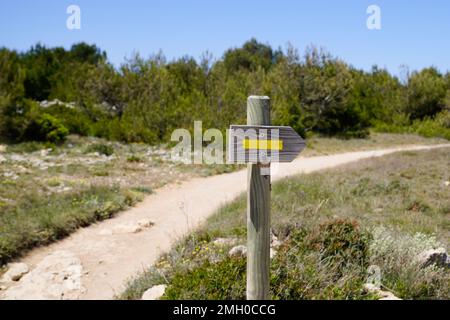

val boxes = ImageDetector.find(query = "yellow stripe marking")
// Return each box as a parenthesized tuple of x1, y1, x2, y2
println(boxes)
(243, 139, 283, 151)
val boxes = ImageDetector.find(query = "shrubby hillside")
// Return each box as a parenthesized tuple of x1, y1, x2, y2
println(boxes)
(1, 39, 449, 144)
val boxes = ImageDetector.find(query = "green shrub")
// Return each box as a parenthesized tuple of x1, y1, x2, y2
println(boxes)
(85, 143, 114, 156)
(0, 99, 69, 143)
(271, 240, 370, 299)
(131, 186, 153, 194)
(374, 110, 450, 141)
(269, 220, 372, 299)
(339, 128, 370, 139)
(163, 257, 247, 300)
(127, 154, 143, 163)
(0, 98, 36, 142)
(92, 169, 109, 176)
(307, 219, 371, 269)
(159, 219, 373, 300)
(406, 68, 447, 120)
(435, 109, 450, 128)
(45, 104, 93, 136)
(25, 113, 69, 143)
(4, 141, 48, 153)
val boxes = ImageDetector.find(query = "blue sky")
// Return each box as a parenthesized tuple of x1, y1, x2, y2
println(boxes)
(1, 0, 449, 75)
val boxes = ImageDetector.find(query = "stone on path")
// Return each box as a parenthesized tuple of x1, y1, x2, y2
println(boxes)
(98, 219, 154, 236)
(1, 263, 29, 282)
(142, 285, 167, 300)
(1, 251, 85, 300)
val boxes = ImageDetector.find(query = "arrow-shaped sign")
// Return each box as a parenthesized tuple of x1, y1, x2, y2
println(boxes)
(228, 125, 306, 163)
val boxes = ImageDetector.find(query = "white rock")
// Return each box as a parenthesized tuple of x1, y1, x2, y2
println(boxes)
(417, 247, 448, 268)
(142, 285, 166, 300)
(0, 145, 6, 153)
(10, 154, 26, 162)
(137, 219, 154, 228)
(113, 223, 143, 234)
(363, 283, 402, 300)
(444, 181, 450, 187)
(14, 165, 28, 173)
(0, 154, 6, 163)
(1, 263, 29, 282)
(3, 171, 18, 180)
(363, 283, 380, 293)
(379, 292, 402, 300)
(1, 251, 85, 300)
(270, 233, 283, 249)
(213, 238, 238, 247)
(40, 149, 52, 157)
(229, 245, 247, 258)
(40, 99, 70, 109)
(100, 220, 154, 235)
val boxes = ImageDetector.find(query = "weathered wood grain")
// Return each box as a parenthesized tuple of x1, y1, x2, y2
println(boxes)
(228, 125, 306, 163)
(246, 96, 271, 300)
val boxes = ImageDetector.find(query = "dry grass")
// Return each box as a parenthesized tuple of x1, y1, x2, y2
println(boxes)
(302, 131, 448, 157)
(120, 147, 450, 300)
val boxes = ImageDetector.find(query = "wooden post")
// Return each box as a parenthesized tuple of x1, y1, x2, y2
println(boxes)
(246, 96, 271, 300)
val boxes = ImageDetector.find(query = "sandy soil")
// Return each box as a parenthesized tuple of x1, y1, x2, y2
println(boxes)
(1, 144, 449, 300)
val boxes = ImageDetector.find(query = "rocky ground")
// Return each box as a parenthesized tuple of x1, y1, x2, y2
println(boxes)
(0, 135, 196, 206)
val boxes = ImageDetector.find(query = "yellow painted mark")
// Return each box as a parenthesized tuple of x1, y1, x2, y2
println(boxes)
(243, 139, 283, 151)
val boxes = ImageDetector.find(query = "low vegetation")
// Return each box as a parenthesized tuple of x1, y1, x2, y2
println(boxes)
(1, 132, 446, 266)
(120, 147, 450, 300)
(374, 110, 450, 141)
(0, 135, 234, 264)
(0, 185, 138, 265)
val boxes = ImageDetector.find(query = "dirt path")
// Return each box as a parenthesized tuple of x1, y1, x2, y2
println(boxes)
(2, 144, 449, 300)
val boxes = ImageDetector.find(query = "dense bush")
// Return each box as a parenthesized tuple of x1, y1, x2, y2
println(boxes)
(0, 99, 68, 143)
(374, 110, 450, 140)
(25, 113, 69, 143)
(1, 40, 449, 144)
(158, 219, 373, 300)
(44, 104, 93, 136)
(406, 68, 447, 120)
(271, 223, 371, 300)
(306, 219, 370, 270)
(0, 97, 31, 142)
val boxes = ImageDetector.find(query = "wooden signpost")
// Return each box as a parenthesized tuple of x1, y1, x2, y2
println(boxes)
(228, 125, 305, 163)
(228, 96, 306, 300)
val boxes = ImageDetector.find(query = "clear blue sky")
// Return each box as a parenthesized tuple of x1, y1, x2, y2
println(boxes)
(1, 0, 449, 75)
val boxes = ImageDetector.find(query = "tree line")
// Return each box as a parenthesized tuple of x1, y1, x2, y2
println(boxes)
(1, 39, 449, 144)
